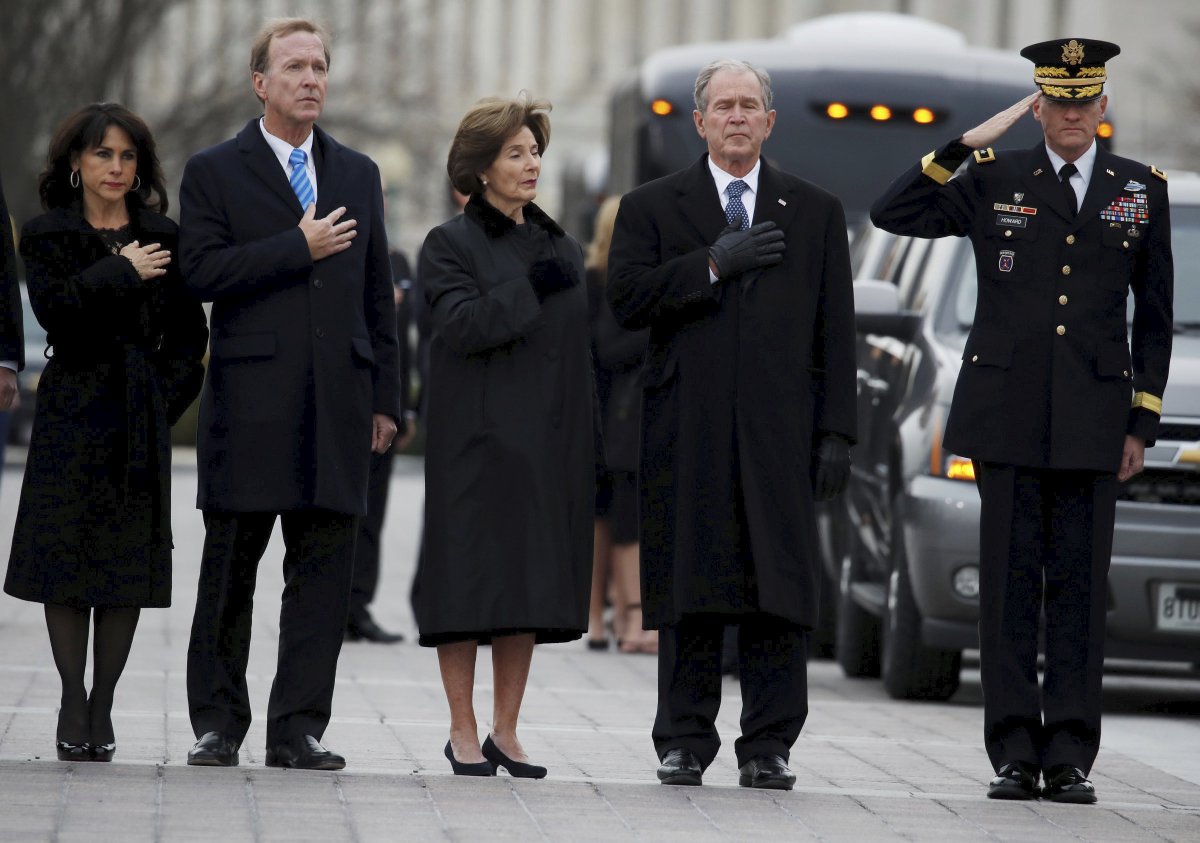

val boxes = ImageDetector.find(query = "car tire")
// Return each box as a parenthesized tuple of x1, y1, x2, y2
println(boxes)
(881, 492, 961, 701)
(835, 531, 882, 679)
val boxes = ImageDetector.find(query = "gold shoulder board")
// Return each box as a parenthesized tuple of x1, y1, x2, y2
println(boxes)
(974, 148, 997, 164)
(1151, 165, 1167, 182)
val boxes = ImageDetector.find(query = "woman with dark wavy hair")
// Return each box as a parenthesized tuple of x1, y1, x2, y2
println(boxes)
(3, 102, 208, 762)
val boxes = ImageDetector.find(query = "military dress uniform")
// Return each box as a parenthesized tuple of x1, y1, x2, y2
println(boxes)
(871, 38, 1173, 798)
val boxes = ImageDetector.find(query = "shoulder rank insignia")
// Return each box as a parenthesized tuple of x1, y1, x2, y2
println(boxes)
(974, 148, 997, 164)
(1151, 165, 1167, 182)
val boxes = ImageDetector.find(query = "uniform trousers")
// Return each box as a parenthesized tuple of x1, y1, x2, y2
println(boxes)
(187, 509, 357, 748)
(653, 611, 808, 769)
(975, 463, 1116, 775)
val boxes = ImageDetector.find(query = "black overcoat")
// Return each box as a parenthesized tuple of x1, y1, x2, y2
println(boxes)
(871, 141, 1173, 472)
(4, 206, 207, 607)
(179, 120, 401, 516)
(0, 173, 24, 369)
(607, 156, 857, 630)
(587, 267, 647, 474)
(412, 196, 597, 645)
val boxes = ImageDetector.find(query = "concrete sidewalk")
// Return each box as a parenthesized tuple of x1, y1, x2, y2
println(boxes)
(0, 458, 1197, 841)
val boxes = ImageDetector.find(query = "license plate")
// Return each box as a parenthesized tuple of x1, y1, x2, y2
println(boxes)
(1155, 583, 1200, 632)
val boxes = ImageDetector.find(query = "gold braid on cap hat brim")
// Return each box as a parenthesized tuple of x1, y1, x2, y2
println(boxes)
(1037, 66, 1107, 79)
(1039, 82, 1104, 99)
(1034, 73, 1107, 86)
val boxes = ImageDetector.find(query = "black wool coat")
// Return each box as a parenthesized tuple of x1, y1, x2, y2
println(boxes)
(871, 140, 1173, 472)
(607, 156, 857, 630)
(0, 173, 23, 369)
(587, 266, 648, 474)
(412, 196, 598, 645)
(5, 205, 208, 608)
(179, 120, 401, 515)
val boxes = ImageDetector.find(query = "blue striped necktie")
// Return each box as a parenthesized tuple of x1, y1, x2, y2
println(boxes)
(289, 148, 315, 210)
(725, 179, 749, 230)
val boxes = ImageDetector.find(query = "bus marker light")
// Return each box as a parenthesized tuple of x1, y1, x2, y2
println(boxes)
(651, 99, 673, 116)
(913, 107, 935, 124)
(870, 105, 892, 121)
(826, 102, 849, 119)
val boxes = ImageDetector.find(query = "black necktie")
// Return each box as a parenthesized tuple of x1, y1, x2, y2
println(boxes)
(1059, 162, 1078, 217)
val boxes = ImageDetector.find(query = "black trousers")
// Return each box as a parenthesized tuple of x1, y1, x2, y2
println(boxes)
(187, 509, 357, 748)
(653, 612, 808, 769)
(975, 463, 1116, 775)
(349, 451, 393, 624)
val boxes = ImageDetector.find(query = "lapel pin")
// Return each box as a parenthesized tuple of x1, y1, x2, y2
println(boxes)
(1033, 168, 1044, 176)
(778, 198, 787, 206)
(1107, 169, 1115, 176)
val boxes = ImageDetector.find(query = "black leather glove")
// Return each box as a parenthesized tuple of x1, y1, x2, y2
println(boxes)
(528, 256, 580, 301)
(812, 435, 851, 501)
(707, 221, 785, 279)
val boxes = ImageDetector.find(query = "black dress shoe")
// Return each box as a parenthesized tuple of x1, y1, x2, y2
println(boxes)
(187, 731, 241, 767)
(265, 735, 346, 770)
(482, 735, 547, 778)
(444, 740, 495, 776)
(1042, 765, 1097, 804)
(738, 754, 796, 790)
(90, 743, 116, 762)
(987, 761, 1039, 800)
(56, 741, 91, 762)
(345, 614, 405, 643)
(657, 748, 703, 786)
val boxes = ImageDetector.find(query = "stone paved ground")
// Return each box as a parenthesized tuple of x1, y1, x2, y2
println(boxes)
(0, 458, 1197, 841)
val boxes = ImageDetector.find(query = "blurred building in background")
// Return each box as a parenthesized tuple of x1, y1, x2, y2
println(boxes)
(2, 0, 1197, 253)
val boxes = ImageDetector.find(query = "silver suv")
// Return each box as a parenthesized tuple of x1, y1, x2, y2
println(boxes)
(827, 173, 1200, 700)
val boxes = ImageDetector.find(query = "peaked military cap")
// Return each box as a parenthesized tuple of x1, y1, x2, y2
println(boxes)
(1020, 38, 1120, 102)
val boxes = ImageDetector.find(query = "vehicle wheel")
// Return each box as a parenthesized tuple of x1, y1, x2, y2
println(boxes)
(881, 492, 961, 701)
(835, 536, 881, 678)
(809, 504, 840, 660)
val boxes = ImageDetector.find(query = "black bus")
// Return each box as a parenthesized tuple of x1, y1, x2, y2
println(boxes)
(608, 12, 1114, 224)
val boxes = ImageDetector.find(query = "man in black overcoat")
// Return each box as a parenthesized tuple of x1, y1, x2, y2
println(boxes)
(179, 17, 401, 770)
(607, 59, 857, 790)
(0, 173, 25, 453)
(871, 39, 1173, 803)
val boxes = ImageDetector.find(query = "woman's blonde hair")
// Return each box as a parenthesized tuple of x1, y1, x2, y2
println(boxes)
(585, 195, 622, 273)
(447, 93, 551, 196)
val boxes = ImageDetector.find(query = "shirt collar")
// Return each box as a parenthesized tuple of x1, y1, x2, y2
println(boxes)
(1044, 139, 1097, 185)
(259, 118, 315, 171)
(708, 156, 761, 198)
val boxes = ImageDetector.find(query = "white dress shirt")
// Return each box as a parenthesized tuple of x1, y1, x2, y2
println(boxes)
(707, 157, 763, 284)
(259, 119, 318, 206)
(1045, 139, 1097, 210)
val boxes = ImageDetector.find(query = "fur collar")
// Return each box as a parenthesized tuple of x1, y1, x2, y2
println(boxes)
(464, 192, 564, 239)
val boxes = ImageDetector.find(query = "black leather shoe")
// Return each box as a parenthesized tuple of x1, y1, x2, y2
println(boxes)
(187, 731, 240, 767)
(738, 754, 796, 790)
(987, 761, 1040, 800)
(90, 743, 116, 762)
(444, 740, 495, 776)
(657, 748, 703, 786)
(482, 735, 546, 778)
(265, 735, 346, 770)
(345, 614, 405, 643)
(1042, 765, 1097, 804)
(56, 741, 91, 762)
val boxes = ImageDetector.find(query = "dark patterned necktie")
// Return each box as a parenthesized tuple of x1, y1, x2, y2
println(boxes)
(725, 179, 749, 230)
(1058, 162, 1078, 217)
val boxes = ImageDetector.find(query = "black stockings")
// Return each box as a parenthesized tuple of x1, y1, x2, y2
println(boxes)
(44, 605, 141, 745)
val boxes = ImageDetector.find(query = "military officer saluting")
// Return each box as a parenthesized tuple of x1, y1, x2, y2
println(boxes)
(871, 39, 1173, 804)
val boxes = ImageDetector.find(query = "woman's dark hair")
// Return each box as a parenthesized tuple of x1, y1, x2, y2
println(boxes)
(447, 93, 551, 196)
(38, 102, 169, 214)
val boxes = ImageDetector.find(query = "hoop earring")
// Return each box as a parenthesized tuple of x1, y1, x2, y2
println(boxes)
(132, 175, 142, 192)
(69, 170, 80, 189)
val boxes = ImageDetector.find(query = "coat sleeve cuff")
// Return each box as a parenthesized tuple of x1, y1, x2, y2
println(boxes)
(1127, 405, 1162, 445)
(920, 139, 973, 185)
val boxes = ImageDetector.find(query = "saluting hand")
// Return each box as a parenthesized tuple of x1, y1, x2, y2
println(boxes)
(962, 91, 1041, 150)
(299, 204, 357, 261)
(119, 241, 171, 280)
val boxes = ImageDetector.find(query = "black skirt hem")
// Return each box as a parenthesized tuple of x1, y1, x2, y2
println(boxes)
(418, 626, 583, 648)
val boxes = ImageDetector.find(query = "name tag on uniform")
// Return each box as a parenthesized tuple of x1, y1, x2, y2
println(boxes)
(996, 214, 1027, 228)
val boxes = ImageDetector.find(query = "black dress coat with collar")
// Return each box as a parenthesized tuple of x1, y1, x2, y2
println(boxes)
(0, 173, 23, 369)
(179, 119, 400, 516)
(607, 155, 857, 630)
(871, 141, 1173, 473)
(5, 205, 208, 607)
(412, 195, 598, 645)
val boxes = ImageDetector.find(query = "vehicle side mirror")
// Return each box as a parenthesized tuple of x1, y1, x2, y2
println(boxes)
(853, 279, 921, 342)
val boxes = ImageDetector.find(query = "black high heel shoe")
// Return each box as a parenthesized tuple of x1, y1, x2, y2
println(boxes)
(482, 735, 547, 779)
(90, 743, 116, 762)
(56, 741, 91, 762)
(87, 696, 115, 762)
(444, 740, 494, 776)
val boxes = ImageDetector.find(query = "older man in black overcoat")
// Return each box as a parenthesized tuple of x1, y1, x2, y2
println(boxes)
(608, 59, 857, 790)
(179, 17, 400, 771)
(871, 39, 1173, 803)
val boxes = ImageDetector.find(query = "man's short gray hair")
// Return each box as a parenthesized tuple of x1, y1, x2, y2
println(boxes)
(693, 59, 773, 113)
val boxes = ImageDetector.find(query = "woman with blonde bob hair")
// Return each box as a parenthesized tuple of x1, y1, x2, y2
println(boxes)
(413, 94, 599, 778)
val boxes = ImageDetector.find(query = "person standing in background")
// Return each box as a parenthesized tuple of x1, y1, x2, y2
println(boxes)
(0, 172, 25, 467)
